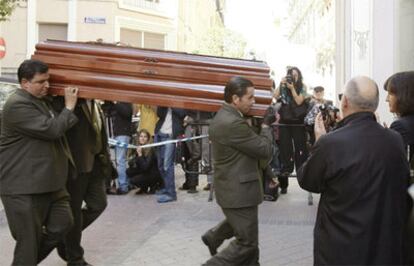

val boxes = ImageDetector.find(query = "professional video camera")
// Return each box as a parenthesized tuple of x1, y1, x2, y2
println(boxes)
(319, 104, 339, 130)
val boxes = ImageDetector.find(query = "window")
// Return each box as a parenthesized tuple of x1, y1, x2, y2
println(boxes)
(120, 28, 143, 48)
(38, 24, 68, 42)
(120, 28, 165, 50)
(144, 32, 165, 50)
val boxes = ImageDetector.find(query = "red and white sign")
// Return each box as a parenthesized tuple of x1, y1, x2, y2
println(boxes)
(0, 38, 6, 59)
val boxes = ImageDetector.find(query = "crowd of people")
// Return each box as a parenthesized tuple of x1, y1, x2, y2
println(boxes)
(0, 59, 413, 266)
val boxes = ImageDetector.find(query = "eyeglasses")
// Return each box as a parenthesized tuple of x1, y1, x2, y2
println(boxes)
(338, 93, 343, 101)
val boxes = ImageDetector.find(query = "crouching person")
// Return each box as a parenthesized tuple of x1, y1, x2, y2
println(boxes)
(127, 129, 163, 194)
(0, 59, 79, 265)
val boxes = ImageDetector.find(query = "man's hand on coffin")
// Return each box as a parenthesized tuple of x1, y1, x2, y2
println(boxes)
(64, 87, 79, 111)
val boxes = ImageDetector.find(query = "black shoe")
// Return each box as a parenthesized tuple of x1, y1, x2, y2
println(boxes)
(106, 187, 117, 195)
(57, 242, 67, 261)
(201, 232, 217, 256)
(135, 188, 145, 195)
(187, 187, 198, 194)
(116, 189, 129, 195)
(179, 183, 190, 190)
(67, 260, 93, 266)
(280, 188, 287, 194)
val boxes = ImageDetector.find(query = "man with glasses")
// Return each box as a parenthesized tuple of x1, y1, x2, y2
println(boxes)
(297, 76, 409, 265)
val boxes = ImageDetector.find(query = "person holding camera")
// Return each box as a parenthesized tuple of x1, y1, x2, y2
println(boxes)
(304, 86, 335, 145)
(297, 76, 409, 265)
(273, 66, 308, 194)
(384, 71, 414, 264)
(201, 76, 275, 266)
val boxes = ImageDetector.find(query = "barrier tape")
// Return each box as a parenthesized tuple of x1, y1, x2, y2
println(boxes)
(108, 134, 209, 149)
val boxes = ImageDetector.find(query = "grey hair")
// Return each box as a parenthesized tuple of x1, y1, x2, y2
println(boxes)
(345, 79, 379, 111)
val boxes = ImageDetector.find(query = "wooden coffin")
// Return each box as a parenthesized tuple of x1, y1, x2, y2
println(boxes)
(32, 40, 273, 116)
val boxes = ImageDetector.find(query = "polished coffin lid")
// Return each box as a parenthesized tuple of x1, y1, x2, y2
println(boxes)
(32, 40, 273, 116)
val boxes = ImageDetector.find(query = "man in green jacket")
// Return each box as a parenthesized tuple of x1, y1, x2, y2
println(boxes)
(201, 76, 275, 266)
(0, 59, 78, 265)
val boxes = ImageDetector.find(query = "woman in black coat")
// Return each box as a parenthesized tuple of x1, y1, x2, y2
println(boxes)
(126, 129, 163, 194)
(384, 71, 414, 265)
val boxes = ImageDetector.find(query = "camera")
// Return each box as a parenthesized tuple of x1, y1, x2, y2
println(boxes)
(319, 104, 339, 130)
(285, 74, 293, 84)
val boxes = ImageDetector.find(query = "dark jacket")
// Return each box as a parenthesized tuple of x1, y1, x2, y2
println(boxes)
(297, 112, 410, 265)
(209, 103, 273, 208)
(112, 102, 133, 137)
(391, 114, 414, 159)
(0, 89, 78, 195)
(126, 150, 162, 186)
(154, 107, 186, 138)
(60, 99, 112, 178)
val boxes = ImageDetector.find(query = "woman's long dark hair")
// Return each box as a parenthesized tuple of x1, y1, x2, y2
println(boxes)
(384, 71, 414, 117)
(137, 129, 152, 157)
(287, 66, 304, 90)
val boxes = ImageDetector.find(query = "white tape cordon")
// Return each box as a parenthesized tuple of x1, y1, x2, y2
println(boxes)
(108, 134, 209, 149)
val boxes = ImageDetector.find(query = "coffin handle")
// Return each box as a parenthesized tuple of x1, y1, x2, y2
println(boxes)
(144, 57, 159, 63)
(143, 69, 158, 75)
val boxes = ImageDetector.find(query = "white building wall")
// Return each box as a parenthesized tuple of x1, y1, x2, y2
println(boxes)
(336, 0, 414, 125)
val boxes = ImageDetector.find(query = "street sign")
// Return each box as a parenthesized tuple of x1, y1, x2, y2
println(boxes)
(0, 38, 5, 59)
(84, 17, 106, 24)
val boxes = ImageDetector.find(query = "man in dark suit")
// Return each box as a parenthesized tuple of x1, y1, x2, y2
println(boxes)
(298, 76, 409, 265)
(0, 59, 78, 265)
(56, 98, 112, 266)
(201, 76, 275, 266)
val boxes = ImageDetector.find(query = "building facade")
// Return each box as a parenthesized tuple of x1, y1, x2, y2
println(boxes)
(0, 0, 224, 77)
(286, 0, 336, 99)
(336, 0, 414, 124)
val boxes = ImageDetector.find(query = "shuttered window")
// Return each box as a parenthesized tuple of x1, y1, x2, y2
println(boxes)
(38, 24, 68, 42)
(120, 28, 165, 50)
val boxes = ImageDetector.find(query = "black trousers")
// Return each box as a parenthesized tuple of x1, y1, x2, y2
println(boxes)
(278, 123, 308, 189)
(129, 173, 163, 192)
(1, 189, 73, 266)
(203, 206, 259, 266)
(183, 160, 199, 188)
(63, 170, 107, 264)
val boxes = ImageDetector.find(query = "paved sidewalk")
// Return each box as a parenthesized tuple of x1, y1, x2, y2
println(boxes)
(0, 168, 319, 266)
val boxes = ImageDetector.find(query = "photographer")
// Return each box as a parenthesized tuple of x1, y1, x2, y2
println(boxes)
(273, 66, 308, 194)
(297, 76, 409, 265)
(304, 86, 336, 145)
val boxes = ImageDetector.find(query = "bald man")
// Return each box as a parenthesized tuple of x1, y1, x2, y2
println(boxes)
(297, 76, 410, 265)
